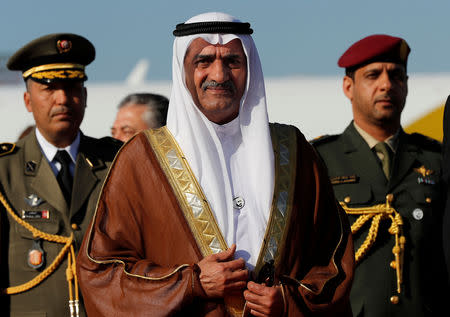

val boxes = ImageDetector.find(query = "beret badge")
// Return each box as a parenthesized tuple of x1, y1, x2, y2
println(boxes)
(57, 39, 72, 54)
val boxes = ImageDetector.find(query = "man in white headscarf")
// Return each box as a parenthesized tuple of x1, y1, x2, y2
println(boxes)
(77, 12, 354, 317)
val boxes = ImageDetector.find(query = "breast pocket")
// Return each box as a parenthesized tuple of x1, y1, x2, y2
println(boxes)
(402, 185, 439, 226)
(332, 183, 373, 206)
(9, 208, 64, 273)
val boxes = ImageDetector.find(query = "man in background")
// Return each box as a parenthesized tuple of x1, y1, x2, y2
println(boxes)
(111, 92, 169, 142)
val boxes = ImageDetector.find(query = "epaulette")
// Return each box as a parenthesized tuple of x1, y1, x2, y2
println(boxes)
(309, 134, 339, 146)
(0, 143, 16, 157)
(409, 133, 442, 152)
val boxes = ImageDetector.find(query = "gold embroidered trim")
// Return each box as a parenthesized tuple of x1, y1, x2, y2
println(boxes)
(31, 70, 85, 80)
(253, 123, 298, 278)
(23, 63, 84, 78)
(145, 127, 228, 256)
(145, 127, 244, 316)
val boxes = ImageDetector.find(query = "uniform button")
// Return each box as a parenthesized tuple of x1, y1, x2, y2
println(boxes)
(344, 196, 351, 203)
(390, 261, 396, 269)
(425, 197, 432, 203)
(386, 193, 394, 203)
(390, 295, 399, 305)
(71, 223, 79, 230)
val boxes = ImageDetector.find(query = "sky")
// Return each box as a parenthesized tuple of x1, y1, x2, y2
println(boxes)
(1, 1, 450, 82)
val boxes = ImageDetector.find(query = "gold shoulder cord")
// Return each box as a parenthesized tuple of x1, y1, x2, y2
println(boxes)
(340, 195, 405, 294)
(0, 190, 80, 317)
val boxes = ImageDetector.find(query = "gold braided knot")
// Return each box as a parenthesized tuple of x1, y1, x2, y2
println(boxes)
(0, 189, 80, 315)
(340, 196, 405, 294)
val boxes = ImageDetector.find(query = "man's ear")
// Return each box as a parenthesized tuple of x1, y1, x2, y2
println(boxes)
(24, 91, 32, 113)
(342, 75, 354, 101)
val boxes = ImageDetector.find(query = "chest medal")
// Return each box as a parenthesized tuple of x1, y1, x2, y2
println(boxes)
(414, 165, 435, 185)
(28, 239, 45, 270)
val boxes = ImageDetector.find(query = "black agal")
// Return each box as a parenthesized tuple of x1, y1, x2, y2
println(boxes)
(173, 21, 253, 37)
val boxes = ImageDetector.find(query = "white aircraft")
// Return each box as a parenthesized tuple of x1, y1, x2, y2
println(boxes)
(0, 59, 448, 143)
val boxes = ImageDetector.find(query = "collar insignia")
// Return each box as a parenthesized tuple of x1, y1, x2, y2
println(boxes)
(25, 160, 37, 175)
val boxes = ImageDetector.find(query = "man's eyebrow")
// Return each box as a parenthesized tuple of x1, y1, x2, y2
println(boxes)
(194, 53, 214, 60)
(223, 53, 242, 59)
(194, 53, 243, 60)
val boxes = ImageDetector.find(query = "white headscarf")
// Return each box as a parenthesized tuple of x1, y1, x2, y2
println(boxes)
(167, 12, 274, 268)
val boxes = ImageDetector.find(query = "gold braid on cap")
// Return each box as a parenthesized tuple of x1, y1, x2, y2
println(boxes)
(23, 63, 85, 78)
(31, 70, 85, 80)
(340, 195, 405, 295)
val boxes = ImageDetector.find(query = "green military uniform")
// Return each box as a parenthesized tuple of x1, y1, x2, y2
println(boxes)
(0, 32, 122, 316)
(0, 130, 121, 316)
(312, 122, 448, 316)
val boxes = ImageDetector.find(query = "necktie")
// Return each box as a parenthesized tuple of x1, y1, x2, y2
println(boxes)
(54, 150, 73, 205)
(374, 142, 392, 180)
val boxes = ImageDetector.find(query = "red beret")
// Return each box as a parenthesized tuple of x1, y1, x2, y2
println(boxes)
(338, 34, 410, 69)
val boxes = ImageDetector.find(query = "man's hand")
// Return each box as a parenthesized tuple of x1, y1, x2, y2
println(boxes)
(197, 244, 248, 298)
(244, 281, 284, 317)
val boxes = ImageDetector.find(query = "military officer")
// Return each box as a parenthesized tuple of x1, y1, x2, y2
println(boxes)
(0, 33, 121, 317)
(312, 34, 448, 316)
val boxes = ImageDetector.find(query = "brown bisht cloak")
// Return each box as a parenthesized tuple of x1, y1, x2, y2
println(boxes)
(77, 125, 354, 316)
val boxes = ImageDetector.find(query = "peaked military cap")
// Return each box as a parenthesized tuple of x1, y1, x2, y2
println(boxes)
(7, 33, 95, 83)
(338, 34, 410, 71)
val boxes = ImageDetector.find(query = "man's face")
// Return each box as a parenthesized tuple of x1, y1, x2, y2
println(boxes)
(184, 38, 247, 125)
(111, 104, 154, 142)
(343, 62, 408, 129)
(24, 80, 87, 146)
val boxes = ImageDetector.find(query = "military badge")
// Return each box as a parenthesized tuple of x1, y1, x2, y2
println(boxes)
(412, 208, 424, 220)
(24, 194, 43, 207)
(25, 160, 37, 175)
(22, 210, 50, 219)
(57, 39, 72, 53)
(28, 239, 45, 269)
(330, 175, 359, 185)
(414, 165, 435, 185)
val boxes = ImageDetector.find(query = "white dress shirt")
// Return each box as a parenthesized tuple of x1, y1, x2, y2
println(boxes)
(35, 128, 80, 177)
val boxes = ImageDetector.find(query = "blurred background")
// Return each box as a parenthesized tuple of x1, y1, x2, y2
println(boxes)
(1, 0, 449, 141)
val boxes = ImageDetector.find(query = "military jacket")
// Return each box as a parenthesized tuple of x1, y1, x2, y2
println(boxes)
(0, 130, 121, 317)
(312, 123, 448, 317)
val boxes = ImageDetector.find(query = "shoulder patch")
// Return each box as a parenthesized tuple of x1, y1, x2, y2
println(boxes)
(309, 134, 339, 146)
(409, 133, 441, 152)
(0, 143, 16, 157)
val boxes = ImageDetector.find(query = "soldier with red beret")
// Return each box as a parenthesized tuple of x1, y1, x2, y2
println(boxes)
(312, 34, 449, 316)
